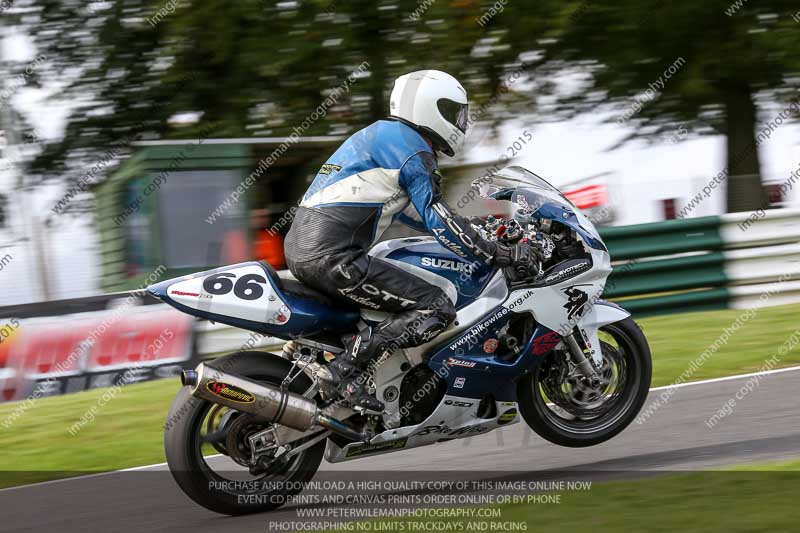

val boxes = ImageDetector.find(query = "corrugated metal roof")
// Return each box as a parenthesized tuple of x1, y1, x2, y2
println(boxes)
(132, 136, 346, 147)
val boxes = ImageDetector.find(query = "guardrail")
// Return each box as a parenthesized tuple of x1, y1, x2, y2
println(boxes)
(0, 275, 292, 403)
(0, 299, 197, 402)
(601, 208, 800, 316)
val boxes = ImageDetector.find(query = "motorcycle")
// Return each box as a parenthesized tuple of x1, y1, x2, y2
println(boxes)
(149, 165, 651, 515)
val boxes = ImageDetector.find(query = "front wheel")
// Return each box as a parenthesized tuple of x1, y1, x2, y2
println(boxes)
(518, 318, 651, 447)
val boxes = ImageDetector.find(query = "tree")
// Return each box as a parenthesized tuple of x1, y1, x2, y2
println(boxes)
(502, 0, 800, 212)
(11, 0, 163, 212)
(18, 0, 536, 202)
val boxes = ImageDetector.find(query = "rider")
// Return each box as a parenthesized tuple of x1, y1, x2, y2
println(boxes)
(284, 70, 540, 411)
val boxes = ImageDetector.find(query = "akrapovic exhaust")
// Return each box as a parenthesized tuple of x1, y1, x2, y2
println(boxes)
(182, 363, 366, 441)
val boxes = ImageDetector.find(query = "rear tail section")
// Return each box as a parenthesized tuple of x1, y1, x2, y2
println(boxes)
(147, 261, 359, 338)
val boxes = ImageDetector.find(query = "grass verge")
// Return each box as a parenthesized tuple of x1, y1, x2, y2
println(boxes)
(327, 462, 800, 533)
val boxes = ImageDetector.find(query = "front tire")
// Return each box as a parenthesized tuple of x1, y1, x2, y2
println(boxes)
(164, 351, 326, 515)
(518, 318, 651, 447)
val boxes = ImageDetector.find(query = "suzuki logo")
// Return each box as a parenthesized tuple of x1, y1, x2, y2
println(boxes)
(421, 257, 474, 275)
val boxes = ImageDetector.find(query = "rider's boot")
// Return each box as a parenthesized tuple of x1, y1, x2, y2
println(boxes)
(326, 328, 386, 412)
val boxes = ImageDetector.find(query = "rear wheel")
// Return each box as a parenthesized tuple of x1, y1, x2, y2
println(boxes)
(518, 318, 651, 447)
(164, 351, 326, 515)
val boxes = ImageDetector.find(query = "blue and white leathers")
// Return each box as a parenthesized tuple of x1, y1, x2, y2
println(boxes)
(284, 119, 501, 370)
(287, 119, 497, 265)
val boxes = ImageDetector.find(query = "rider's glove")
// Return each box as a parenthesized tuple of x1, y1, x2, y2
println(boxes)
(494, 242, 543, 281)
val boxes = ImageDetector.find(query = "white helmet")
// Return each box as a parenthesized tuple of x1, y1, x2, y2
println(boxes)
(389, 70, 469, 157)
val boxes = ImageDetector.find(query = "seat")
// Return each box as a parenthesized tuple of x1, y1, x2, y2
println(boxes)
(255, 261, 360, 338)
(259, 261, 356, 311)
(281, 278, 345, 309)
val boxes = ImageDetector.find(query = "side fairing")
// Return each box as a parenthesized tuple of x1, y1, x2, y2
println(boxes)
(369, 237, 495, 308)
(424, 246, 615, 400)
(513, 247, 612, 334)
(425, 291, 556, 401)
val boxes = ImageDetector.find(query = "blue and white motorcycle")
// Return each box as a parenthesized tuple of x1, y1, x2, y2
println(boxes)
(150, 166, 651, 515)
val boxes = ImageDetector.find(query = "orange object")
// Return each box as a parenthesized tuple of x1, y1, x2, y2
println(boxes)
(253, 230, 286, 270)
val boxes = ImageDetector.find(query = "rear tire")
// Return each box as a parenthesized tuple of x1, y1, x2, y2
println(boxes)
(518, 318, 651, 447)
(164, 351, 325, 515)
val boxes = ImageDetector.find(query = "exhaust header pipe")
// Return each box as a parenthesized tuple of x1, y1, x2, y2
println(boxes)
(182, 363, 366, 441)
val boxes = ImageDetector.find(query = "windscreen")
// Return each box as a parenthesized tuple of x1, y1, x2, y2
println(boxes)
(472, 166, 576, 210)
(471, 166, 601, 242)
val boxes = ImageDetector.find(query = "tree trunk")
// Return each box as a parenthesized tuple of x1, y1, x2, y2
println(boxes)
(723, 84, 765, 213)
(366, 35, 387, 123)
(363, 2, 387, 123)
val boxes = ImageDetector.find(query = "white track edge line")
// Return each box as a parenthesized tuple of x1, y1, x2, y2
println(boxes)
(649, 364, 800, 391)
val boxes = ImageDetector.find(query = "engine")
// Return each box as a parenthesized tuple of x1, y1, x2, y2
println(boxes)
(398, 365, 446, 427)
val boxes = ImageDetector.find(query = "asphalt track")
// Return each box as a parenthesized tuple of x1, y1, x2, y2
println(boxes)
(3, 368, 799, 533)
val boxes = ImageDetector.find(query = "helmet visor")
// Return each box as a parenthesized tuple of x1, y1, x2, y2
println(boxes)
(437, 99, 469, 134)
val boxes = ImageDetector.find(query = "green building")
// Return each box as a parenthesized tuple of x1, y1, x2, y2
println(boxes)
(95, 136, 343, 291)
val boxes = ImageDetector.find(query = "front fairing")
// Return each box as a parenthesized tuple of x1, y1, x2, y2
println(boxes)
(515, 195, 607, 252)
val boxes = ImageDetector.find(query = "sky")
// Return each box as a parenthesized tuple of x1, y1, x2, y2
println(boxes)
(463, 88, 800, 225)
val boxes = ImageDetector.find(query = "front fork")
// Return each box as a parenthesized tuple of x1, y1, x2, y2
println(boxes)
(563, 325, 602, 387)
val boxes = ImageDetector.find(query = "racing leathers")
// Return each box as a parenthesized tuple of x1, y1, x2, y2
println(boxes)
(284, 119, 523, 410)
